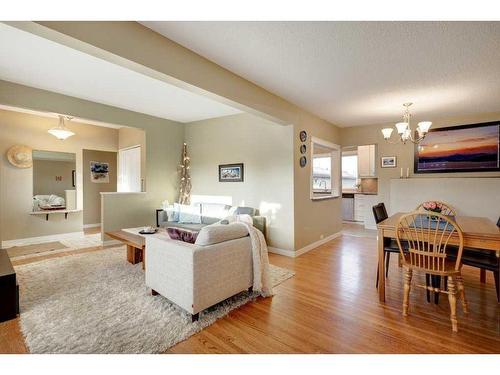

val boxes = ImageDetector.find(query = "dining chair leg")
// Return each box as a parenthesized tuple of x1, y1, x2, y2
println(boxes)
(403, 268, 412, 316)
(455, 274, 469, 313)
(425, 274, 431, 303)
(433, 276, 442, 305)
(480, 269, 486, 283)
(447, 276, 458, 332)
(398, 254, 402, 268)
(385, 252, 390, 278)
(376, 262, 380, 288)
(494, 270, 499, 303)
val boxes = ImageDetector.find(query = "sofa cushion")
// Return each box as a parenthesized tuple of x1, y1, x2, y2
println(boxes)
(200, 203, 231, 224)
(167, 227, 199, 244)
(178, 203, 202, 224)
(195, 223, 249, 246)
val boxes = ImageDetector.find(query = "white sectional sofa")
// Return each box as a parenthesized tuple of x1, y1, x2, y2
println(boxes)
(145, 225, 253, 321)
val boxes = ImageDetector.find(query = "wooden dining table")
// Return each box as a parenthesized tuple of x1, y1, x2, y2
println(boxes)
(376, 213, 500, 302)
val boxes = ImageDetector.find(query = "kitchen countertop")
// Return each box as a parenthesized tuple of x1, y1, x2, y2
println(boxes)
(342, 190, 378, 195)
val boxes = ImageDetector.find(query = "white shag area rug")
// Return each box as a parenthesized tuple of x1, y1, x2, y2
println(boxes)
(15, 246, 294, 354)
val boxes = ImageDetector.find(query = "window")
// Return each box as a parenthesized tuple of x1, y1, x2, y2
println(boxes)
(310, 137, 341, 200)
(118, 146, 142, 192)
(313, 156, 332, 193)
(342, 154, 358, 189)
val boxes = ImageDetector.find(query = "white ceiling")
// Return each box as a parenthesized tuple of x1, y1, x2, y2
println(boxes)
(142, 21, 500, 127)
(0, 23, 241, 123)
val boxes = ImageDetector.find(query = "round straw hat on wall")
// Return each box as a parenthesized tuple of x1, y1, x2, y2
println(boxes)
(6, 145, 33, 168)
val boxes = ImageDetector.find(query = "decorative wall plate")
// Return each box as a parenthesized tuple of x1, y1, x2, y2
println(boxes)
(299, 156, 307, 167)
(300, 144, 307, 154)
(299, 130, 307, 142)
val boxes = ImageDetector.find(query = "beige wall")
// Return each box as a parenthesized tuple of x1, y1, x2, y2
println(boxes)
(185, 113, 295, 251)
(293, 114, 342, 250)
(33, 159, 75, 197)
(17, 21, 344, 252)
(118, 127, 146, 184)
(340, 112, 500, 213)
(83, 149, 117, 225)
(0, 108, 118, 242)
(0, 80, 184, 244)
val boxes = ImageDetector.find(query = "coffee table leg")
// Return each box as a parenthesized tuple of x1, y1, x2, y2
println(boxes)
(127, 245, 142, 264)
(142, 248, 145, 270)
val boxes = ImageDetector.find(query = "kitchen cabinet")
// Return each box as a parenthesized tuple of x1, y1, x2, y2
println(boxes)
(357, 144, 376, 177)
(354, 194, 365, 222)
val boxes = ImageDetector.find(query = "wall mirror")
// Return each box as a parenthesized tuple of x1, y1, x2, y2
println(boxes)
(32, 150, 77, 211)
(310, 137, 341, 200)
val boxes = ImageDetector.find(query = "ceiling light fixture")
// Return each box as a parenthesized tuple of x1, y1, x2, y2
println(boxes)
(48, 115, 75, 140)
(381, 103, 432, 144)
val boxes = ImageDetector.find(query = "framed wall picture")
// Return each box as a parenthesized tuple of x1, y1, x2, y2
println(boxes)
(381, 156, 397, 168)
(219, 163, 244, 182)
(90, 161, 110, 183)
(414, 121, 500, 173)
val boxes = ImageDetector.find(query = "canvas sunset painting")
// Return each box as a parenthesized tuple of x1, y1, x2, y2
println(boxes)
(415, 123, 500, 173)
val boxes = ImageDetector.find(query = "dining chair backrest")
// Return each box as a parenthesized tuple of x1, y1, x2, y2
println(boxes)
(415, 201, 457, 216)
(396, 211, 464, 273)
(372, 203, 388, 224)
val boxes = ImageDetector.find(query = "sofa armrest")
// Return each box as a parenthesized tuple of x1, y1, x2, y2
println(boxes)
(145, 236, 199, 313)
(252, 216, 267, 239)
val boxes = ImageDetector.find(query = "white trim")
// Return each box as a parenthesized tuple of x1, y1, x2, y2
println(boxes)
(83, 223, 101, 229)
(268, 231, 342, 258)
(295, 231, 342, 257)
(118, 144, 141, 152)
(2, 231, 85, 248)
(268, 246, 296, 258)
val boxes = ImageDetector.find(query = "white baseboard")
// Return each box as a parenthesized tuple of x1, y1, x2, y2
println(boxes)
(83, 223, 101, 229)
(2, 231, 86, 248)
(268, 246, 295, 257)
(268, 231, 342, 258)
(295, 231, 342, 257)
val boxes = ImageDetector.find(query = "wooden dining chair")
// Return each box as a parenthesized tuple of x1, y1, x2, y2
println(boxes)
(459, 216, 500, 302)
(396, 211, 468, 332)
(415, 201, 457, 216)
(373, 203, 405, 288)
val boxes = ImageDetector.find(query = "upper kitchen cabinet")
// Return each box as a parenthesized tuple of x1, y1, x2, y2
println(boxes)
(357, 144, 376, 177)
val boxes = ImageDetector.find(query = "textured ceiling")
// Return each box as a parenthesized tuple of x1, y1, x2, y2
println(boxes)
(0, 23, 241, 123)
(142, 21, 500, 127)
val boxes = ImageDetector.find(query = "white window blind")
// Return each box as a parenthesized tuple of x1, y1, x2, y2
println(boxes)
(118, 146, 141, 192)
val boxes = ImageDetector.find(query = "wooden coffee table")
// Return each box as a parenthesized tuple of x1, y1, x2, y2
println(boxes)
(105, 230, 146, 270)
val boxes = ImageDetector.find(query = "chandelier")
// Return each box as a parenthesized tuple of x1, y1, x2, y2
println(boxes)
(381, 103, 432, 144)
(48, 115, 75, 140)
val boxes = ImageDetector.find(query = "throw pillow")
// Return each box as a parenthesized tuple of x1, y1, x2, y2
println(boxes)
(178, 203, 202, 224)
(165, 205, 177, 222)
(172, 203, 182, 222)
(195, 222, 249, 246)
(167, 227, 199, 244)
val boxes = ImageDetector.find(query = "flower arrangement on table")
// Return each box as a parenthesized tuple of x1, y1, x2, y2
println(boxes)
(422, 201, 443, 214)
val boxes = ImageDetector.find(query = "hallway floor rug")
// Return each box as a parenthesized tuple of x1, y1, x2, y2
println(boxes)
(15, 246, 294, 353)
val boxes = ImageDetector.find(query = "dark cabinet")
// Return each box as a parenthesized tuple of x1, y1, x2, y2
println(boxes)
(0, 250, 18, 322)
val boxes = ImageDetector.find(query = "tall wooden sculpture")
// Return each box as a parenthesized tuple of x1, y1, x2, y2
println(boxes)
(178, 142, 191, 204)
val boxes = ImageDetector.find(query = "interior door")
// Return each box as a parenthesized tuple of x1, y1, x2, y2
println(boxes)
(118, 146, 141, 192)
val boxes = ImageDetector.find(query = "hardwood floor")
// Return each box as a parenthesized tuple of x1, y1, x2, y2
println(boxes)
(1, 234, 498, 353)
